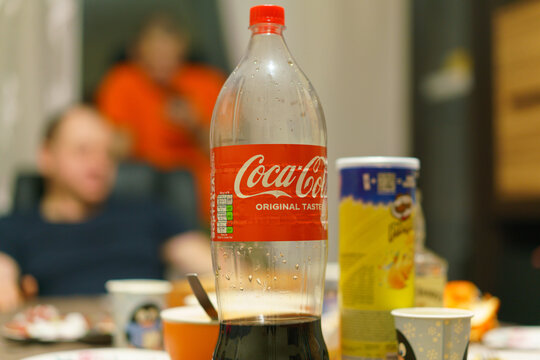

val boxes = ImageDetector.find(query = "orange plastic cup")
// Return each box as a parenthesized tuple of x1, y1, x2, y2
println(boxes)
(161, 306, 219, 360)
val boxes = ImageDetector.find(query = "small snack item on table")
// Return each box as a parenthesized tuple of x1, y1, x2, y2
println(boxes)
(444, 280, 500, 341)
(3, 304, 89, 342)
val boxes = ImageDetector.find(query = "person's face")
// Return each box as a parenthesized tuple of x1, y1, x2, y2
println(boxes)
(40, 110, 117, 205)
(136, 28, 186, 84)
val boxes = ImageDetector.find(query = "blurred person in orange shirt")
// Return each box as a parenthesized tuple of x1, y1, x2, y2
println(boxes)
(97, 15, 225, 222)
(0, 105, 212, 312)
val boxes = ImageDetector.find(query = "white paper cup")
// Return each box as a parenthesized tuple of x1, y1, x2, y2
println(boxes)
(106, 279, 172, 349)
(391, 307, 474, 360)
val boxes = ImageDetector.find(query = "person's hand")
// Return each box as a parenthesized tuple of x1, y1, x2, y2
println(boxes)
(0, 253, 23, 312)
(162, 231, 213, 275)
(21, 274, 38, 299)
(0, 278, 22, 313)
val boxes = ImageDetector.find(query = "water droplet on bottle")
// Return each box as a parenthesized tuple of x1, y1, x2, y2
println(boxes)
(225, 274, 230, 280)
(254, 59, 258, 65)
(232, 284, 235, 288)
(256, 278, 262, 285)
(251, 74, 255, 78)
(248, 275, 253, 282)
(248, 247, 253, 253)
(218, 265, 221, 270)
(267, 286, 271, 290)
(255, 67, 260, 72)
(236, 250, 241, 256)
(266, 252, 270, 256)
(239, 287, 244, 291)
(288, 60, 294, 66)
(273, 276, 277, 281)
(215, 270, 219, 276)
(279, 252, 284, 257)
(282, 259, 287, 264)
(293, 275, 298, 280)
(295, 264, 299, 270)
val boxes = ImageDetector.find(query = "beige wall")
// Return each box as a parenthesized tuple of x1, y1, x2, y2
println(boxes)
(218, 0, 411, 260)
(0, 0, 80, 212)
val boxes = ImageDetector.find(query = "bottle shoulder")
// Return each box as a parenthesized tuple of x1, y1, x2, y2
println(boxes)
(211, 55, 326, 147)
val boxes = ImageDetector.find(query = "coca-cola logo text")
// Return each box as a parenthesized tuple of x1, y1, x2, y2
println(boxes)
(233, 155, 326, 199)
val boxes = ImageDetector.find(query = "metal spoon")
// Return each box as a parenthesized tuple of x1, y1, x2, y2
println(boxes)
(186, 273, 219, 321)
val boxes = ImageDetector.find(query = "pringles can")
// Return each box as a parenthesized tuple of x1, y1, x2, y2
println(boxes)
(337, 157, 420, 360)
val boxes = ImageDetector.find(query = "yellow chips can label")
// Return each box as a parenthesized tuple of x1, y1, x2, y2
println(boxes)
(338, 163, 418, 360)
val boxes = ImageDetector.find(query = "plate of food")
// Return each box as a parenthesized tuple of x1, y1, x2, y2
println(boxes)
(482, 326, 540, 350)
(21, 348, 169, 360)
(2, 304, 113, 344)
(468, 344, 540, 360)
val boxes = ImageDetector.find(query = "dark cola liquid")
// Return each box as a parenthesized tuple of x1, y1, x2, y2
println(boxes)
(212, 314, 329, 360)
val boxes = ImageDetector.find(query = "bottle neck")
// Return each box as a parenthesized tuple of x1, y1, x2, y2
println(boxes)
(244, 24, 290, 61)
(249, 23, 284, 35)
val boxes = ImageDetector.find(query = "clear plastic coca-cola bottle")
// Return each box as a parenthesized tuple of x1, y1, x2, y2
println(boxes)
(210, 4, 328, 360)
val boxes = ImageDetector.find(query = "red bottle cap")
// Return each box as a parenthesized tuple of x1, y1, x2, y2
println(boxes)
(250, 5, 285, 27)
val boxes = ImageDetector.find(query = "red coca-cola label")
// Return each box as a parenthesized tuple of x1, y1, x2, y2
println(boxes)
(211, 144, 327, 242)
